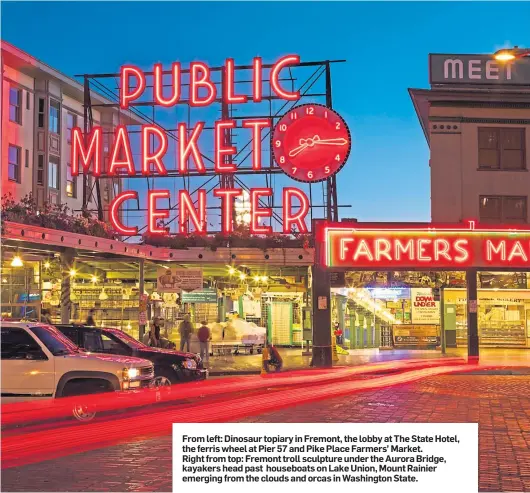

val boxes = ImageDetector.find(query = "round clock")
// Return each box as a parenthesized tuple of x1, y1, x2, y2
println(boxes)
(272, 104, 351, 183)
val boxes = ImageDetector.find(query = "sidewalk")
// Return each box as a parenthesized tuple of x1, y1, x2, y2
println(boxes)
(206, 347, 530, 375)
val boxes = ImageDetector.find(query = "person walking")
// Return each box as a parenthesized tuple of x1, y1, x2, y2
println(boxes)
(197, 321, 211, 366)
(86, 308, 96, 326)
(178, 315, 193, 352)
(149, 317, 162, 347)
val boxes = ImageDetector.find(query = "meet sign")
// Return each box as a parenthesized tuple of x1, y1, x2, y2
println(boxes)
(429, 54, 530, 86)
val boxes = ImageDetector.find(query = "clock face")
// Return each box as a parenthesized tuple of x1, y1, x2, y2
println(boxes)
(272, 104, 351, 183)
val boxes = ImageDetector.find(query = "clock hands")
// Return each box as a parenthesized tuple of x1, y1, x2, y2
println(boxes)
(288, 135, 348, 157)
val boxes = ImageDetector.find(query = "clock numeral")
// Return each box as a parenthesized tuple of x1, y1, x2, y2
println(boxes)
(335, 154, 341, 162)
(335, 122, 341, 130)
(290, 112, 298, 120)
(306, 106, 314, 115)
(280, 156, 285, 164)
(275, 140, 281, 148)
(307, 171, 313, 179)
(280, 124, 287, 131)
(291, 167, 297, 174)
(324, 166, 331, 174)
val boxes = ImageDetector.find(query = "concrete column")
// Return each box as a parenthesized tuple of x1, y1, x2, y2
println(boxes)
(366, 314, 374, 348)
(60, 250, 74, 324)
(356, 311, 364, 349)
(466, 269, 479, 360)
(374, 318, 381, 348)
(311, 264, 332, 367)
(349, 313, 356, 349)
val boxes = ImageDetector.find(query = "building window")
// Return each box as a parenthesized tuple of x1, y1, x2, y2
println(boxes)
(38, 99, 45, 128)
(37, 155, 44, 185)
(25, 149, 29, 168)
(66, 113, 77, 144)
(66, 162, 77, 198)
(478, 127, 526, 170)
(9, 87, 22, 124)
(480, 196, 527, 223)
(49, 99, 60, 134)
(26, 91, 30, 110)
(8, 145, 21, 182)
(48, 156, 59, 190)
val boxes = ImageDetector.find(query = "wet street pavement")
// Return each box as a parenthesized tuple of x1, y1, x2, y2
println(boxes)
(2, 374, 529, 492)
(208, 347, 530, 374)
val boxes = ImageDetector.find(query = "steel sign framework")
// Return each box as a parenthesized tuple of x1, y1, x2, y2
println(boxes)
(76, 58, 348, 236)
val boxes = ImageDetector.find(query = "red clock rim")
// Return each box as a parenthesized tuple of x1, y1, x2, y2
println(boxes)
(272, 103, 352, 184)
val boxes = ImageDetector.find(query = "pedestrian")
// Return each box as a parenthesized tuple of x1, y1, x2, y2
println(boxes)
(178, 315, 193, 352)
(334, 323, 343, 345)
(86, 308, 96, 326)
(149, 317, 162, 347)
(197, 320, 211, 365)
(40, 309, 52, 324)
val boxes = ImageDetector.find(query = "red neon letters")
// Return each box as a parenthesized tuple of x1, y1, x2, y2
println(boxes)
(179, 189, 206, 234)
(224, 58, 247, 104)
(141, 126, 168, 176)
(283, 187, 309, 233)
(119, 55, 301, 108)
(190, 62, 216, 107)
(323, 225, 530, 269)
(213, 189, 243, 234)
(148, 190, 170, 235)
(242, 119, 270, 171)
(110, 191, 139, 235)
(215, 120, 237, 173)
(250, 188, 273, 235)
(120, 66, 146, 109)
(154, 62, 181, 107)
(108, 126, 135, 176)
(71, 127, 101, 177)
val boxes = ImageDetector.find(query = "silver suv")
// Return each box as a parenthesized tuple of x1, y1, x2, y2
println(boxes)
(1, 322, 155, 421)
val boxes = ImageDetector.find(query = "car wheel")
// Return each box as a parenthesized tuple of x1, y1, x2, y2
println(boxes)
(62, 380, 111, 422)
(151, 375, 172, 388)
(72, 403, 97, 422)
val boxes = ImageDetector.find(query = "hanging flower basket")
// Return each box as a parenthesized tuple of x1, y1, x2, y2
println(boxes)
(0, 193, 118, 240)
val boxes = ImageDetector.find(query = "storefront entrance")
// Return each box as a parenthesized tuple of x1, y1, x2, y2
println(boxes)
(329, 271, 530, 352)
(312, 221, 530, 366)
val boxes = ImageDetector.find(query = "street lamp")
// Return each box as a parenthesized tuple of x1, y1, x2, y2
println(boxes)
(494, 46, 530, 61)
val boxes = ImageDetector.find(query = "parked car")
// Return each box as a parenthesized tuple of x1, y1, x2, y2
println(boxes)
(1, 322, 155, 421)
(55, 325, 208, 387)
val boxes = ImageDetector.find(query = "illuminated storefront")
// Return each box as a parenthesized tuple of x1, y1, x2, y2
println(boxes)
(311, 221, 530, 364)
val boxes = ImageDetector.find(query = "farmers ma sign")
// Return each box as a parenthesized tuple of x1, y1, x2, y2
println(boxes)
(70, 55, 351, 236)
(320, 222, 530, 269)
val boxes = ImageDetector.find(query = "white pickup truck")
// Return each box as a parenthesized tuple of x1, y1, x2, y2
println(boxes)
(1, 322, 155, 421)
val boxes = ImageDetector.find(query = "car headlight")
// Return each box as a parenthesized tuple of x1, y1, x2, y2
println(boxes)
(184, 359, 197, 370)
(123, 367, 139, 380)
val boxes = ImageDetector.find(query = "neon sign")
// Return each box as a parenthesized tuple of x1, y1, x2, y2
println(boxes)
(320, 222, 530, 269)
(71, 55, 337, 236)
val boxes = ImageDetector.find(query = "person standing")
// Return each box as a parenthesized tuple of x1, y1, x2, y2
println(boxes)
(86, 308, 96, 326)
(197, 321, 211, 365)
(41, 309, 52, 324)
(178, 315, 193, 352)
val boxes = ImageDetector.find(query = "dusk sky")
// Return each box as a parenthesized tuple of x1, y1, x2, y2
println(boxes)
(2, 1, 529, 226)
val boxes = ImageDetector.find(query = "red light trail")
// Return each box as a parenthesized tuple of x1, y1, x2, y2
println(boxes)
(1, 358, 510, 469)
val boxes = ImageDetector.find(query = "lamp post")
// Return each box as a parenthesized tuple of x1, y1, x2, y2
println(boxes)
(493, 46, 530, 61)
